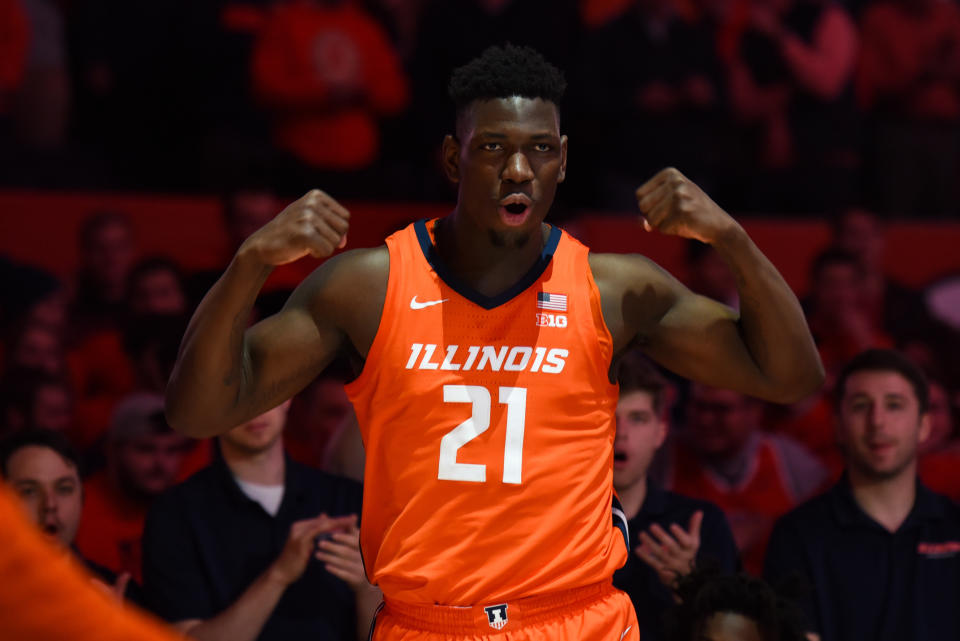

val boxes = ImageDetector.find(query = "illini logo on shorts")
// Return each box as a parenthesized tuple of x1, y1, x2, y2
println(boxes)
(484, 604, 508, 630)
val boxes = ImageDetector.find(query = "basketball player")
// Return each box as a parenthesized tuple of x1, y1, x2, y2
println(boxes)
(166, 45, 823, 640)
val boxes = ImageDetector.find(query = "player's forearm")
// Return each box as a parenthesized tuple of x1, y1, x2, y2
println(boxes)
(166, 249, 272, 438)
(180, 568, 287, 641)
(712, 224, 824, 403)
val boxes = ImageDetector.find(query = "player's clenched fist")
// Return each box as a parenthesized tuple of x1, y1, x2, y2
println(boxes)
(238, 189, 350, 266)
(635, 168, 738, 245)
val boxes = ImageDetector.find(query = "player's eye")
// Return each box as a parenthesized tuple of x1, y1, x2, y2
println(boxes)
(533, 143, 552, 152)
(481, 142, 503, 152)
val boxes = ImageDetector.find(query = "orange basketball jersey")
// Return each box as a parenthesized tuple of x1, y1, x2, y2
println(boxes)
(346, 219, 627, 605)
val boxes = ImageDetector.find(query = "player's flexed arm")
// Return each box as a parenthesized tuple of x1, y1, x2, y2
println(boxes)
(166, 190, 387, 438)
(591, 168, 823, 403)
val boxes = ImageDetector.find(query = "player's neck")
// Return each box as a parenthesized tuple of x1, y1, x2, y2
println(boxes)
(848, 464, 917, 533)
(438, 212, 548, 298)
(617, 475, 648, 521)
(222, 439, 286, 486)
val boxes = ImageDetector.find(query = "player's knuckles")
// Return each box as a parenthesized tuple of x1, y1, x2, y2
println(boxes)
(307, 236, 335, 257)
(286, 224, 322, 252)
(305, 188, 328, 202)
(647, 208, 672, 229)
(639, 192, 660, 213)
(313, 212, 347, 235)
(320, 213, 349, 236)
(663, 166, 686, 183)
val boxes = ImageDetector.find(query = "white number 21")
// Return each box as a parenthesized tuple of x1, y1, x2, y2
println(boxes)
(438, 385, 528, 484)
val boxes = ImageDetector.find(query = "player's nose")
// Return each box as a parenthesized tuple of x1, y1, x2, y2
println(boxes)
(502, 151, 534, 183)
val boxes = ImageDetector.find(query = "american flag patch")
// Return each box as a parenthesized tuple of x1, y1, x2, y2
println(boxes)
(537, 292, 567, 311)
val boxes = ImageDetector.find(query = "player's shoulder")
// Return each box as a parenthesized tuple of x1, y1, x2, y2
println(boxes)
(316, 245, 389, 285)
(587, 251, 676, 290)
(294, 245, 389, 309)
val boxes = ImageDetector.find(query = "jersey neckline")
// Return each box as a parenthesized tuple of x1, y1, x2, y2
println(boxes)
(414, 218, 562, 310)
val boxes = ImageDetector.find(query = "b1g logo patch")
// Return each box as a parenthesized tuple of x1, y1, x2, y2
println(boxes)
(536, 313, 567, 328)
(484, 604, 508, 630)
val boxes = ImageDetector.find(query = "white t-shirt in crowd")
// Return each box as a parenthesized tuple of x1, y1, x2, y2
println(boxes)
(235, 478, 285, 517)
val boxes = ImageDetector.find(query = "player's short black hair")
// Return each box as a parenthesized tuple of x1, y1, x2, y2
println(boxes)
(448, 44, 566, 119)
(664, 565, 809, 641)
(835, 349, 929, 415)
(0, 429, 81, 478)
(616, 351, 669, 417)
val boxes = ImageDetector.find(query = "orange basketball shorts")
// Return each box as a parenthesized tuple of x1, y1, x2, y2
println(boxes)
(369, 581, 640, 641)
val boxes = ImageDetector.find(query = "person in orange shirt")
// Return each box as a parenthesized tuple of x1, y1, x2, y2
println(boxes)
(0, 478, 183, 641)
(166, 44, 822, 640)
(664, 383, 827, 574)
(74, 392, 190, 582)
(250, 0, 409, 173)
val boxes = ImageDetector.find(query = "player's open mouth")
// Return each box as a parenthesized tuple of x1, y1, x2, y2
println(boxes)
(499, 194, 532, 225)
(613, 451, 627, 467)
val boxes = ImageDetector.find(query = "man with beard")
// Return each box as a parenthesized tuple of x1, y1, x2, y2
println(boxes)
(142, 402, 376, 641)
(764, 349, 960, 641)
(74, 393, 190, 582)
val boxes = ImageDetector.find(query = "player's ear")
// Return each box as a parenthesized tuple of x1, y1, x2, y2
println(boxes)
(558, 135, 568, 183)
(442, 135, 461, 183)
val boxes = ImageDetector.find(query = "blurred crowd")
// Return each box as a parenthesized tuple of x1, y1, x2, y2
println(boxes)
(2, 0, 960, 215)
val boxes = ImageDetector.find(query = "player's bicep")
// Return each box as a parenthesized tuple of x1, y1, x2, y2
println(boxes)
(242, 286, 344, 413)
(245, 307, 338, 392)
(644, 291, 768, 393)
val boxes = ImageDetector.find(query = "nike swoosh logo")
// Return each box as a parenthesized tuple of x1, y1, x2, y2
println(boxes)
(410, 296, 448, 310)
(620, 626, 633, 641)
